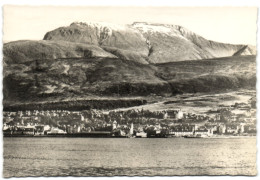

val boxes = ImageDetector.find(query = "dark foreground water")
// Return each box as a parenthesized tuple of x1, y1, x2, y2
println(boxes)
(3, 137, 257, 177)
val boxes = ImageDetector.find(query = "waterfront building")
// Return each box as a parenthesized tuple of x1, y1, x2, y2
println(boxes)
(240, 123, 245, 133)
(47, 127, 66, 134)
(136, 131, 147, 138)
(44, 125, 51, 131)
(3, 123, 10, 130)
(112, 120, 117, 130)
(23, 127, 35, 135)
(218, 124, 226, 134)
(194, 127, 213, 137)
(169, 124, 195, 137)
(129, 123, 134, 135)
(35, 125, 44, 135)
(226, 124, 239, 134)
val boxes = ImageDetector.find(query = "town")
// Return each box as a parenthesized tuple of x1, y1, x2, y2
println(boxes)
(3, 97, 256, 138)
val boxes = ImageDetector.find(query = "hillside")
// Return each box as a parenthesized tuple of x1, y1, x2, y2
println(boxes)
(3, 55, 256, 107)
(3, 57, 170, 102)
(3, 40, 117, 64)
(155, 55, 256, 93)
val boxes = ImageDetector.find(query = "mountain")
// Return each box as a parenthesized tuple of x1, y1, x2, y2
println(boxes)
(43, 22, 150, 64)
(42, 21, 256, 63)
(2, 21, 256, 109)
(4, 22, 256, 65)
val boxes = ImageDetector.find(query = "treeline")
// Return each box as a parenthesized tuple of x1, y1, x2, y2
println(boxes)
(168, 75, 256, 94)
(101, 76, 256, 96)
(102, 82, 172, 96)
(3, 99, 147, 111)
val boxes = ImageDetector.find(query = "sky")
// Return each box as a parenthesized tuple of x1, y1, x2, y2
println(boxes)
(3, 6, 258, 45)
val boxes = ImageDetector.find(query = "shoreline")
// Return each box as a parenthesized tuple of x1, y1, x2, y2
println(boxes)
(3, 134, 256, 138)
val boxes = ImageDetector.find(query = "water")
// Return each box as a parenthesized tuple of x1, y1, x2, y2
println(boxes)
(3, 137, 257, 177)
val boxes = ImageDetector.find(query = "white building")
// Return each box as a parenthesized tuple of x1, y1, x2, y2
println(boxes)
(47, 127, 66, 134)
(195, 129, 210, 137)
(176, 109, 184, 120)
(172, 130, 193, 137)
(163, 111, 168, 119)
(112, 120, 117, 130)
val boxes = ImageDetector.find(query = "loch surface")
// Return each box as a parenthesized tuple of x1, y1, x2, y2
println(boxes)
(3, 137, 257, 177)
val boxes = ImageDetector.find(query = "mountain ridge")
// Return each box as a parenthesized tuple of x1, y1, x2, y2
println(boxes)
(42, 21, 256, 64)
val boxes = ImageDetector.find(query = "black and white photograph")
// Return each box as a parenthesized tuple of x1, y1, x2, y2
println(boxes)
(1, 1, 258, 178)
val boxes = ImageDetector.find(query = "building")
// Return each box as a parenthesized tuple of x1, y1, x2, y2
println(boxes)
(135, 131, 147, 138)
(47, 127, 66, 135)
(112, 120, 117, 130)
(226, 124, 239, 134)
(176, 109, 184, 120)
(195, 128, 212, 137)
(23, 127, 35, 135)
(218, 124, 226, 134)
(35, 125, 44, 135)
(169, 124, 195, 137)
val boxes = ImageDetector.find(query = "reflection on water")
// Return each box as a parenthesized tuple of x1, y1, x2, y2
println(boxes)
(3, 137, 257, 177)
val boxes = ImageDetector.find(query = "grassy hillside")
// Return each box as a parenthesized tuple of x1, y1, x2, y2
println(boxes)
(3, 99, 147, 111)
(3, 54, 256, 109)
(155, 55, 256, 94)
(3, 40, 117, 64)
(3, 57, 169, 103)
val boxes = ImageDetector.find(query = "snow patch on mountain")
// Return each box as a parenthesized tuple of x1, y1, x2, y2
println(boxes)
(132, 22, 187, 40)
(71, 21, 127, 31)
(133, 22, 171, 34)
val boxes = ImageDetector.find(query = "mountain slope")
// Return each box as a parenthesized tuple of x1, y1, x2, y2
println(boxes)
(155, 55, 256, 93)
(3, 40, 117, 64)
(132, 22, 256, 63)
(3, 57, 171, 103)
(43, 22, 149, 64)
